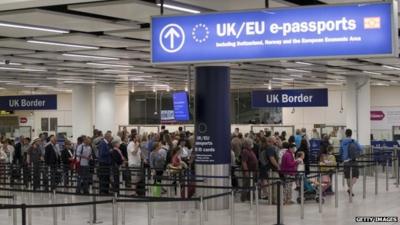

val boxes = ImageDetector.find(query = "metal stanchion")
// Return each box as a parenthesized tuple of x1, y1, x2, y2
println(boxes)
(386, 159, 389, 192)
(250, 172, 253, 210)
(349, 166, 353, 203)
(342, 168, 345, 187)
(363, 165, 366, 199)
(22, 204, 27, 225)
(200, 196, 204, 225)
(375, 161, 378, 195)
(278, 181, 284, 225)
(13, 195, 17, 225)
(147, 202, 152, 225)
(318, 172, 322, 213)
(112, 193, 117, 225)
(255, 184, 260, 225)
(28, 184, 32, 225)
(89, 200, 94, 225)
(204, 198, 208, 221)
(61, 188, 66, 221)
(300, 175, 304, 219)
(334, 167, 338, 208)
(122, 199, 126, 225)
(177, 182, 182, 225)
(268, 171, 273, 205)
(52, 190, 57, 225)
(230, 191, 235, 225)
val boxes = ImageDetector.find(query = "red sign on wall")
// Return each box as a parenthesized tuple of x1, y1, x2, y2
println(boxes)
(20, 117, 28, 124)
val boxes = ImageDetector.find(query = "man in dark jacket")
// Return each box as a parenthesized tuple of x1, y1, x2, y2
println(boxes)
(45, 135, 60, 190)
(98, 131, 113, 194)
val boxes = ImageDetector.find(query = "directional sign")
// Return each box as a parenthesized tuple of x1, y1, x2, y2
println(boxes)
(152, 2, 397, 64)
(252, 88, 328, 107)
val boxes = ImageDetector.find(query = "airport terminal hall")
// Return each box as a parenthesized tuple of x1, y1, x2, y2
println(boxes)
(1, 0, 400, 225)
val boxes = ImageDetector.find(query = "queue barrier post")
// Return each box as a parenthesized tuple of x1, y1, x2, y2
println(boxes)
(349, 166, 353, 203)
(230, 191, 235, 225)
(21, 204, 27, 225)
(362, 164, 366, 199)
(250, 172, 253, 210)
(177, 182, 182, 225)
(89, 200, 93, 225)
(300, 175, 304, 219)
(12, 194, 17, 225)
(200, 196, 204, 225)
(375, 161, 379, 195)
(255, 183, 260, 225)
(61, 188, 66, 221)
(112, 193, 118, 225)
(318, 172, 323, 213)
(268, 171, 273, 205)
(204, 196, 208, 221)
(147, 202, 152, 225)
(386, 159, 389, 192)
(275, 180, 284, 225)
(28, 183, 32, 225)
(52, 189, 57, 225)
(334, 167, 338, 208)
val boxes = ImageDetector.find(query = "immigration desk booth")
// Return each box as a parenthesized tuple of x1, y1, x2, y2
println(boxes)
(152, 1, 398, 209)
(0, 95, 57, 140)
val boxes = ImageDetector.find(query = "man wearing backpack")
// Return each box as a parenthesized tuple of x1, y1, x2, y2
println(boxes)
(340, 129, 362, 196)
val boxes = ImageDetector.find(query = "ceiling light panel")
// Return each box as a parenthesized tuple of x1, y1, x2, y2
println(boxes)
(69, 0, 177, 23)
(72, 49, 148, 59)
(33, 33, 148, 48)
(0, 9, 132, 32)
(0, 39, 92, 51)
(105, 28, 150, 40)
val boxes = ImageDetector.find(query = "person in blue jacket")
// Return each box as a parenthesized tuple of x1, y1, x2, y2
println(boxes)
(98, 131, 113, 194)
(340, 129, 362, 196)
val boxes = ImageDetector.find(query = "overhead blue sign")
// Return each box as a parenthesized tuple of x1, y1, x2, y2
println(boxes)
(152, 2, 397, 64)
(0, 95, 57, 110)
(173, 92, 190, 121)
(252, 88, 328, 107)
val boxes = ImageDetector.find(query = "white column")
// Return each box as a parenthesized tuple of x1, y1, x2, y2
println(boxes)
(95, 83, 116, 133)
(345, 77, 371, 145)
(72, 85, 93, 140)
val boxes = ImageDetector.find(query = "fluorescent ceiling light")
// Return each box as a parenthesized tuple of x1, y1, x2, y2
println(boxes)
(128, 77, 144, 81)
(273, 77, 294, 81)
(0, 87, 5, 90)
(27, 40, 98, 49)
(363, 71, 382, 75)
(295, 61, 313, 66)
(0, 67, 46, 72)
(62, 53, 119, 60)
(325, 82, 343, 85)
(63, 80, 95, 84)
(390, 80, 398, 83)
(373, 82, 389, 86)
(290, 74, 303, 78)
(0, 62, 21, 66)
(382, 65, 400, 71)
(286, 68, 310, 73)
(0, 22, 68, 33)
(87, 62, 133, 68)
(105, 69, 144, 74)
(156, 3, 200, 14)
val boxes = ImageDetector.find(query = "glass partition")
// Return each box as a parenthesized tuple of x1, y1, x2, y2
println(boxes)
(56, 126, 73, 139)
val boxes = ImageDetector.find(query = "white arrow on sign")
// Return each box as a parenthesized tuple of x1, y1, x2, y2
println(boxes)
(159, 23, 185, 53)
(164, 27, 180, 49)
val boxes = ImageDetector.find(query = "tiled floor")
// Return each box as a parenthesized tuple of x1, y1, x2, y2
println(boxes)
(0, 173, 399, 225)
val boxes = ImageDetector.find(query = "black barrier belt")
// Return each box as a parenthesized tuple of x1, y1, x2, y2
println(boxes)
(202, 191, 231, 200)
(0, 195, 13, 199)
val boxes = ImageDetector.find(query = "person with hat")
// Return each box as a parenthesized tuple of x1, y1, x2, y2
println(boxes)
(27, 138, 42, 190)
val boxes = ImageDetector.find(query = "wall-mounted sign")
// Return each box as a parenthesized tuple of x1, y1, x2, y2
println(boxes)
(252, 88, 328, 107)
(160, 110, 175, 121)
(173, 92, 190, 121)
(0, 95, 57, 110)
(152, 2, 397, 64)
(19, 117, 28, 124)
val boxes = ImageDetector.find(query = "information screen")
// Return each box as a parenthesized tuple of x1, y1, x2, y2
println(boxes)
(173, 92, 190, 121)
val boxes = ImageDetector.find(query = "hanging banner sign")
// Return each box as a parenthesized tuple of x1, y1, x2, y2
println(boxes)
(152, 2, 397, 64)
(0, 95, 57, 110)
(252, 88, 328, 107)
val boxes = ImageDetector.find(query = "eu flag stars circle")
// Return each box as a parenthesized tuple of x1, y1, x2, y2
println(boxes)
(192, 23, 210, 43)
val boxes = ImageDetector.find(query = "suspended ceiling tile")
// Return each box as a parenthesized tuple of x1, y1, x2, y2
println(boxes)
(0, 9, 133, 32)
(0, 47, 34, 55)
(105, 28, 150, 40)
(34, 33, 148, 48)
(0, 26, 62, 38)
(68, 0, 177, 23)
(0, 56, 62, 64)
(0, 0, 107, 12)
(344, 65, 386, 71)
(173, 0, 293, 10)
(72, 49, 149, 59)
(0, 38, 94, 51)
(363, 58, 400, 65)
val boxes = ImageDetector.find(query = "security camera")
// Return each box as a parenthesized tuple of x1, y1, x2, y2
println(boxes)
(4, 60, 10, 65)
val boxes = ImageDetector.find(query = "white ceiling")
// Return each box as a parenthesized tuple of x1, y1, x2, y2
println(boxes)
(0, 0, 397, 94)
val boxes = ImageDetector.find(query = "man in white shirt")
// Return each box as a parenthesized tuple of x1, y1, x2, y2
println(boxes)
(127, 137, 142, 196)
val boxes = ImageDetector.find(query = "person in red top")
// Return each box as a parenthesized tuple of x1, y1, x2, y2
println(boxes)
(241, 138, 259, 202)
(280, 144, 300, 204)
